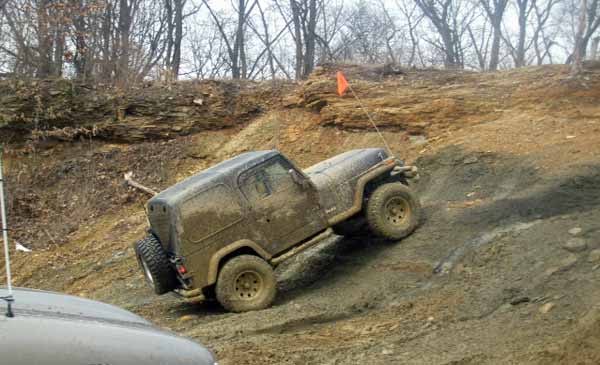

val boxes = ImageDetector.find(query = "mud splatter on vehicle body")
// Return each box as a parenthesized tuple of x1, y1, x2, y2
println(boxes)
(135, 148, 421, 312)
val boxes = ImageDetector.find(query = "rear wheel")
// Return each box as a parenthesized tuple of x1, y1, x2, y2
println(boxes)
(134, 234, 177, 295)
(366, 183, 421, 240)
(216, 255, 276, 313)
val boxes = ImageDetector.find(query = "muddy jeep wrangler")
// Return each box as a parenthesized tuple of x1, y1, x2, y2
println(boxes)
(135, 148, 421, 312)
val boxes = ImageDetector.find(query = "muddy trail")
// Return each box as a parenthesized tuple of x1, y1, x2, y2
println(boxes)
(123, 146, 600, 364)
(2, 64, 600, 364)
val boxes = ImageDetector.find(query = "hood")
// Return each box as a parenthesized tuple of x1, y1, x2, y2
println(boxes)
(0, 287, 149, 325)
(304, 148, 389, 189)
(303, 148, 390, 220)
(0, 287, 217, 365)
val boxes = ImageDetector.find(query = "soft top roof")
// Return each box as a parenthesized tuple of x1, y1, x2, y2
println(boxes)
(150, 150, 280, 206)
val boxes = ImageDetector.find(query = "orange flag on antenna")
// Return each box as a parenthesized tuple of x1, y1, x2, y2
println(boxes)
(337, 71, 349, 96)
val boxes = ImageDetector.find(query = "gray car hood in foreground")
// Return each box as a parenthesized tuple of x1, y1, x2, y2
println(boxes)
(0, 287, 216, 365)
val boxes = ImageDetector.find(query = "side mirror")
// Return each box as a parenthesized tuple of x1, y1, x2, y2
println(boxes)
(288, 169, 309, 189)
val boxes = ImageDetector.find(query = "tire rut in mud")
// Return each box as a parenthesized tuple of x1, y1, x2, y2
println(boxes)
(143, 146, 600, 365)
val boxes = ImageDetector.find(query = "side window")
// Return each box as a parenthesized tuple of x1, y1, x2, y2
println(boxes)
(240, 158, 296, 203)
(240, 170, 271, 202)
(263, 160, 294, 194)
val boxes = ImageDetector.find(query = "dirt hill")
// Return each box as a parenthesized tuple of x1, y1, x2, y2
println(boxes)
(1, 64, 600, 364)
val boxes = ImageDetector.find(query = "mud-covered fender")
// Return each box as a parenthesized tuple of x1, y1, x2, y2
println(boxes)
(206, 239, 272, 286)
(327, 162, 396, 225)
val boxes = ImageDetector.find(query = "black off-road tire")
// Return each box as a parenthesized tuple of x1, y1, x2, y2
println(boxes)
(215, 255, 276, 313)
(134, 234, 177, 295)
(366, 183, 421, 240)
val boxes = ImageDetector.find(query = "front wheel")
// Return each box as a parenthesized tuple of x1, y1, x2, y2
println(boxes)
(366, 183, 421, 240)
(216, 255, 276, 313)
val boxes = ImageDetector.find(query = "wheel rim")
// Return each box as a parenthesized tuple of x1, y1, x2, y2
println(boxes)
(234, 270, 263, 300)
(384, 196, 411, 226)
(140, 257, 155, 285)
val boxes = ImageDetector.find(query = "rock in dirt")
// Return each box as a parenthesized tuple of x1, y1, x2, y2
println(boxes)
(545, 254, 579, 276)
(563, 238, 588, 253)
(463, 156, 479, 164)
(568, 227, 583, 236)
(409, 135, 428, 146)
(510, 296, 530, 305)
(539, 302, 556, 314)
(179, 315, 196, 322)
(587, 249, 600, 263)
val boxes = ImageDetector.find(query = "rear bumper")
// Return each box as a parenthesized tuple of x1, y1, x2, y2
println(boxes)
(173, 288, 205, 304)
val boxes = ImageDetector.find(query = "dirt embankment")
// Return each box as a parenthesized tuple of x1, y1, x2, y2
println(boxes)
(291, 63, 600, 137)
(1, 64, 600, 364)
(0, 78, 291, 143)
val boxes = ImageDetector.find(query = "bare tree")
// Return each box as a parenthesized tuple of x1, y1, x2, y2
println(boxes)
(566, 0, 600, 63)
(590, 35, 600, 58)
(274, 0, 318, 79)
(531, 0, 560, 65)
(502, 0, 536, 67)
(313, 0, 345, 63)
(572, 0, 588, 73)
(396, 0, 425, 67)
(415, 0, 474, 68)
(479, 0, 509, 70)
(202, 0, 257, 79)
(467, 20, 493, 70)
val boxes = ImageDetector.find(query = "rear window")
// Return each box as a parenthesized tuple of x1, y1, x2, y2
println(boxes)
(180, 184, 243, 243)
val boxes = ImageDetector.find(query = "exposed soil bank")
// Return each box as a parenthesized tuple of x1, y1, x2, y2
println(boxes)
(2, 64, 600, 364)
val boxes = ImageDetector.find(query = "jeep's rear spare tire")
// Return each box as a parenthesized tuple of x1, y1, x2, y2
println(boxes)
(216, 255, 276, 313)
(135, 234, 177, 295)
(366, 183, 421, 240)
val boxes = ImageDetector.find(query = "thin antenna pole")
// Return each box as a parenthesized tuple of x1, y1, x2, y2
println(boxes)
(347, 85, 394, 157)
(0, 146, 12, 297)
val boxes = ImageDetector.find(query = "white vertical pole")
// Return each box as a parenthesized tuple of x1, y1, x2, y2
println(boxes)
(0, 146, 12, 296)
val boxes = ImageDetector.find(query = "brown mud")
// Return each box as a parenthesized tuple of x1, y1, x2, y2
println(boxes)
(2, 64, 600, 364)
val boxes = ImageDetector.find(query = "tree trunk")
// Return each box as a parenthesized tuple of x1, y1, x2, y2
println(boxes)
(36, 0, 52, 78)
(302, 0, 317, 78)
(571, 0, 588, 75)
(164, 0, 174, 70)
(231, 0, 246, 79)
(515, 0, 528, 67)
(53, 25, 65, 77)
(591, 36, 600, 60)
(290, 0, 303, 80)
(72, 0, 89, 80)
(101, 2, 113, 80)
(440, 28, 458, 68)
(171, 0, 184, 79)
(489, 23, 502, 70)
(117, 0, 133, 85)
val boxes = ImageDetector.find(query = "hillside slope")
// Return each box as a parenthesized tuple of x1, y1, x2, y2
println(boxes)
(2, 64, 600, 364)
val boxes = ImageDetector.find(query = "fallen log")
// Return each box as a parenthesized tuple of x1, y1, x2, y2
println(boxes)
(124, 172, 158, 196)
